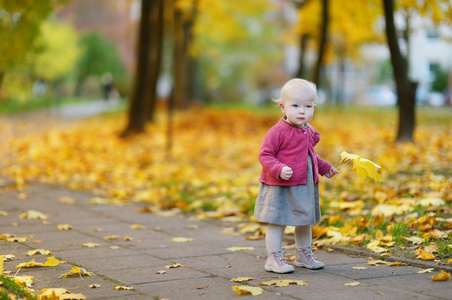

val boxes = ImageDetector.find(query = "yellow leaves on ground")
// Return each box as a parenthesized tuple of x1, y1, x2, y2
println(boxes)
(19, 210, 48, 220)
(340, 151, 383, 182)
(59, 266, 92, 278)
(232, 285, 264, 296)
(431, 270, 451, 281)
(231, 277, 254, 282)
(402, 236, 423, 245)
(81, 243, 100, 248)
(57, 224, 73, 230)
(16, 256, 60, 268)
(0, 255, 3, 274)
(418, 268, 434, 273)
(164, 263, 184, 269)
(38, 288, 86, 300)
(226, 246, 255, 251)
(0, 210, 8, 216)
(0, 233, 29, 242)
(25, 249, 52, 256)
(259, 279, 308, 287)
(113, 285, 133, 290)
(130, 224, 148, 230)
(9, 275, 34, 288)
(344, 281, 360, 287)
(367, 259, 407, 267)
(416, 246, 437, 260)
(171, 237, 195, 242)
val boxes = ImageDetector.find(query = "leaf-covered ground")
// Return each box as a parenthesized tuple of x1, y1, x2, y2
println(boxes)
(1, 105, 451, 264)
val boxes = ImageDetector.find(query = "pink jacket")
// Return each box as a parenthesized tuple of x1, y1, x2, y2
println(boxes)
(258, 118, 332, 186)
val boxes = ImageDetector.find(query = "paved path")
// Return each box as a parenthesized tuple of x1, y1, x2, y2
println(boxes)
(1, 181, 451, 300)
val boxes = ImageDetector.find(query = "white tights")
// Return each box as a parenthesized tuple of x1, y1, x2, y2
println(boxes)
(265, 224, 312, 253)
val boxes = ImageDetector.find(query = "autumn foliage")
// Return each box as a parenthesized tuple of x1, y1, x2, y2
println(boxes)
(0, 106, 451, 264)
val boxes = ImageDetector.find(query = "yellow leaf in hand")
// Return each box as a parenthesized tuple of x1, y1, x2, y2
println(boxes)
(340, 151, 383, 182)
(232, 285, 264, 296)
(431, 270, 451, 281)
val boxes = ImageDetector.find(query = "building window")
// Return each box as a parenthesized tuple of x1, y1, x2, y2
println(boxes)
(426, 28, 439, 39)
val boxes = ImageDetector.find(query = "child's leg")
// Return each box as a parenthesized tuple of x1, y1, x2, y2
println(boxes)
(294, 225, 312, 249)
(264, 224, 294, 273)
(294, 225, 324, 269)
(265, 224, 286, 253)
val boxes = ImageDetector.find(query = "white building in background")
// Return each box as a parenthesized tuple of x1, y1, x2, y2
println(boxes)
(350, 13, 452, 106)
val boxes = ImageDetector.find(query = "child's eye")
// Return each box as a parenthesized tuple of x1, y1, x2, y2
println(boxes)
(292, 104, 298, 108)
(306, 105, 312, 108)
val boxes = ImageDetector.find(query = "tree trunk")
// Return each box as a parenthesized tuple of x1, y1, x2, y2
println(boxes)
(146, 0, 164, 122)
(121, 0, 154, 137)
(295, 34, 310, 79)
(311, 0, 329, 86)
(383, 0, 417, 142)
(173, 2, 186, 109)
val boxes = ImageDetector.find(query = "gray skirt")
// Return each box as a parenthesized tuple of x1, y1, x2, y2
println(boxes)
(253, 155, 320, 226)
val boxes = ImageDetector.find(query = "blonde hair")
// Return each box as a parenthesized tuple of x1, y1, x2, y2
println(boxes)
(275, 78, 317, 104)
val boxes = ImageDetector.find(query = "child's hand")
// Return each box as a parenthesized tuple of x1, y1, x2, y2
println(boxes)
(325, 167, 339, 178)
(280, 166, 293, 180)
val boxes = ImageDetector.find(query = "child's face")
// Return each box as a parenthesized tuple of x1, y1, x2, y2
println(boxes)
(279, 92, 316, 127)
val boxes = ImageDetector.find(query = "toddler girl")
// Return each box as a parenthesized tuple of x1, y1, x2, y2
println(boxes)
(254, 78, 339, 273)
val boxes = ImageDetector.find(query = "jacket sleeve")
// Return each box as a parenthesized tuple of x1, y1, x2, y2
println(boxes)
(258, 128, 286, 180)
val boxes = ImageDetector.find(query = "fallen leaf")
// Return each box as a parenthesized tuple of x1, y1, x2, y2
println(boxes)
(232, 285, 264, 296)
(123, 236, 134, 241)
(418, 268, 434, 273)
(59, 266, 93, 278)
(416, 248, 436, 260)
(171, 237, 194, 242)
(89, 284, 101, 288)
(259, 279, 308, 287)
(104, 235, 121, 240)
(226, 247, 254, 252)
(0, 255, 3, 274)
(19, 210, 48, 220)
(344, 281, 360, 286)
(9, 275, 34, 288)
(25, 249, 52, 256)
(155, 270, 166, 274)
(57, 224, 73, 230)
(187, 225, 199, 229)
(0, 210, 8, 216)
(113, 285, 133, 290)
(130, 224, 147, 230)
(43, 256, 61, 267)
(16, 256, 60, 268)
(58, 196, 77, 204)
(81, 243, 100, 248)
(164, 263, 184, 269)
(386, 262, 407, 267)
(352, 266, 368, 270)
(231, 277, 254, 282)
(402, 236, 423, 245)
(367, 259, 387, 266)
(431, 270, 451, 281)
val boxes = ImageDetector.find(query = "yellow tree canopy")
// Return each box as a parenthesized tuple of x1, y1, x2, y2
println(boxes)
(296, 0, 382, 62)
(32, 20, 81, 81)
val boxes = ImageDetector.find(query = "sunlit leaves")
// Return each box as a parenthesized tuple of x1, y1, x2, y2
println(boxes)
(344, 282, 360, 287)
(38, 288, 87, 300)
(113, 285, 133, 290)
(16, 256, 60, 268)
(226, 247, 255, 252)
(25, 249, 52, 256)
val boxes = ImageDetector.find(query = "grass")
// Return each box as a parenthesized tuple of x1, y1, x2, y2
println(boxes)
(0, 96, 97, 115)
(0, 276, 37, 300)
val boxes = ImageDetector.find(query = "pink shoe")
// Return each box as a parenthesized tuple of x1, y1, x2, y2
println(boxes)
(265, 250, 294, 273)
(294, 247, 324, 269)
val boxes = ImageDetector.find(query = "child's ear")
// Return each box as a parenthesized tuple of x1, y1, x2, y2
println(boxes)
(279, 102, 285, 114)
(314, 104, 317, 110)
